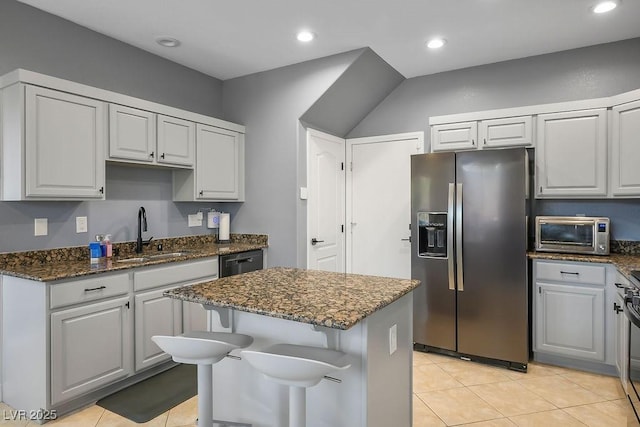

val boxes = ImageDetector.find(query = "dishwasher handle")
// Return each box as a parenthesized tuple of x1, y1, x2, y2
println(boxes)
(227, 257, 253, 264)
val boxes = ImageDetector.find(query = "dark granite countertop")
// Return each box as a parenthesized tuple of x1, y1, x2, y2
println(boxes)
(0, 234, 267, 282)
(528, 251, 640, 283)
(165, 267, 421, 330)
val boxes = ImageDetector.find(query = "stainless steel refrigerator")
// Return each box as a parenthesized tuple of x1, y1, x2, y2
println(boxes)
(411, 148, 528, 371)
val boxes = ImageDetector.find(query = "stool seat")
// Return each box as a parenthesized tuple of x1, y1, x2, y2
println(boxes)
(152, 331, 253, 427)
(242, 343, 351, 388)
(152, 331, 253, 364)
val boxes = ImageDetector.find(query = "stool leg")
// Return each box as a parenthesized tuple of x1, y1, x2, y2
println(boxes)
(289, 386, 306, 427)
(197, 364, 213, 427)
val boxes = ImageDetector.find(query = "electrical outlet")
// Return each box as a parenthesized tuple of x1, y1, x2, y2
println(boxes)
(76, 216, 88, 233)
(34, 218, 48, 236)
(389, 324, 397, 355)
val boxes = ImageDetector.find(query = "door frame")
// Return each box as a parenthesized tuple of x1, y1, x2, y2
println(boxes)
(345, 132, 424, 273)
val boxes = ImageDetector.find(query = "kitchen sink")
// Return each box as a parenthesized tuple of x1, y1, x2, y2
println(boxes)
(115, 257, 148, 263)
(115, 251, 194, 263)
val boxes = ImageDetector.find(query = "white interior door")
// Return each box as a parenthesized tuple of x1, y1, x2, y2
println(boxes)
(307, 129, 345, 272)
(347, 133, 424, 279)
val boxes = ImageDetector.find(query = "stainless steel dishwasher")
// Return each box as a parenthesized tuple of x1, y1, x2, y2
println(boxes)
(219, 250, 264, 277)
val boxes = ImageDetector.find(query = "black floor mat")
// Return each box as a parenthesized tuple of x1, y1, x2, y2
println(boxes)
(97, 364, 197, 423)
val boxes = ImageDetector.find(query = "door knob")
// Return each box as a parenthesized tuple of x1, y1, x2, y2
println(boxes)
(311, 238, 324, 245)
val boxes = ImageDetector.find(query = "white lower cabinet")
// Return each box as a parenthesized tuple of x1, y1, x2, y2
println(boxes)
(134, 287, 183, 371)
(615, 290, 629, 391)
(533, 260, 606, 362)
(0, 256, 218, 418)
(51, 296, 132, 405)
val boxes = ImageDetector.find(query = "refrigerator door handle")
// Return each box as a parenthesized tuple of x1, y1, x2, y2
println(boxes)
(456, 183, 464, 291)
(447, 183, 455, 291)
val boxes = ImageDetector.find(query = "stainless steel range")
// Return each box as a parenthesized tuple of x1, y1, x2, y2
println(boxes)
(624, 271, 640, 423)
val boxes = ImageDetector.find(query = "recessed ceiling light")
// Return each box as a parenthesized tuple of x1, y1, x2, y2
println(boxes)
(592, 1, 618, 13)
(427, 38, 446, 49)
(155, 36, 181, 48)
(296, 31, 316, 42)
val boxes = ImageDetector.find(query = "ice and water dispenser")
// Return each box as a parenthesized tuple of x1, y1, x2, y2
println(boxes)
(417, 212, 448, 258)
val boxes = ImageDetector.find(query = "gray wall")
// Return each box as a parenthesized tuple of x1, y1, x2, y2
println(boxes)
(0, 0, 228, 253)
(0, 0, 222, 116)
(300, 48, 404, 138)
(222, 49, 364, 267)
(348, 38, 640, 241)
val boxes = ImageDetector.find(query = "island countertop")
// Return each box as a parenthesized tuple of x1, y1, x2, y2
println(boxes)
(165, 267, 421, 330)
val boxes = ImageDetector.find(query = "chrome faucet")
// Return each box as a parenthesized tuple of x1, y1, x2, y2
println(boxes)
(136, 207, 153, 254)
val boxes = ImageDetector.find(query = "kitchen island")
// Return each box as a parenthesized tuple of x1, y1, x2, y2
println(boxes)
(166, 267, 421, 427)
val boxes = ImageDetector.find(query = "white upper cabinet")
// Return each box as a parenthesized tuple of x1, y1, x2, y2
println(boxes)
(431, 116, 532, 152)
(536, 109, 607, 198)
(157, 115, 195, 167)
(109, 104, 156, 163)
(479, 116, 532, 149)
(108, 106, 195, 168)
(611, 99, 640, 196)
(173, 124, 245, 201)
(1, 84, 106, 200)
(431, 122, 477, 152)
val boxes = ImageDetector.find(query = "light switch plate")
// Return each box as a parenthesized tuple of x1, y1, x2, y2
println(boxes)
(76, 216, 88, 233)
(188, 214, 202, 227)
(34, 218, 48, 236)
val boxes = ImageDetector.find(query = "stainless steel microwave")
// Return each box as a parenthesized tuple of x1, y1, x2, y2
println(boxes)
(535, 216, 610, 255)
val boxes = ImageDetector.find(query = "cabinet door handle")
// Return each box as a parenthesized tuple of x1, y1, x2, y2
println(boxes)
(99, 186, 104, 194)
(401, 237, 411, 242)
(150, 151, 155, 158)
(471, 139, 475, 146)
(160, 153, 165, 159)
(125, 301, 130, 309)
(199, 190, 204, 196)
(483, 138, 487, 145)
(84, 285, 106, 292)
(614, 302, 623, 313)
(615, 282, 626, 289)
(560, 271, 580, 275)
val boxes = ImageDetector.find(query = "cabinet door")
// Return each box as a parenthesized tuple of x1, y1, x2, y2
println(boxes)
(611, 100, 640, 196)
(535, 282, 605, 361)
(108, 104, 156, 162)
(157, 115, 195, 167)
(134, 287, 182, 372)
(536, 109, 607, 197)
(24, 86, 105, 199)
(431, 122, 478, 152)
(51, 296, 132, 405)
(479, 116, 532, 149)
(196, 124, 240, 200)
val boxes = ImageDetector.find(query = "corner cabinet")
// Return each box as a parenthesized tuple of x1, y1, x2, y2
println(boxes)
(173, 124, 245, 201)
(611, 99, 640, 196)
(535, 109, 607, 198)
(1, 84, 106, 200)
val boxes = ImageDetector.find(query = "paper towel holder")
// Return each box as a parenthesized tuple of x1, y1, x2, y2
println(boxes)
(218, 212, 231, 243)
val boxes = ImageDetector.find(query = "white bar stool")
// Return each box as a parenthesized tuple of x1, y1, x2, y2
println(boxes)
(241, 343, 351, 427)
(152, 331, 253, 427)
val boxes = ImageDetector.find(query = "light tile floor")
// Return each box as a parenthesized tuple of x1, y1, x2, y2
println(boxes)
(1, 351, 637, 426)
(413, 351, 638, 426)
